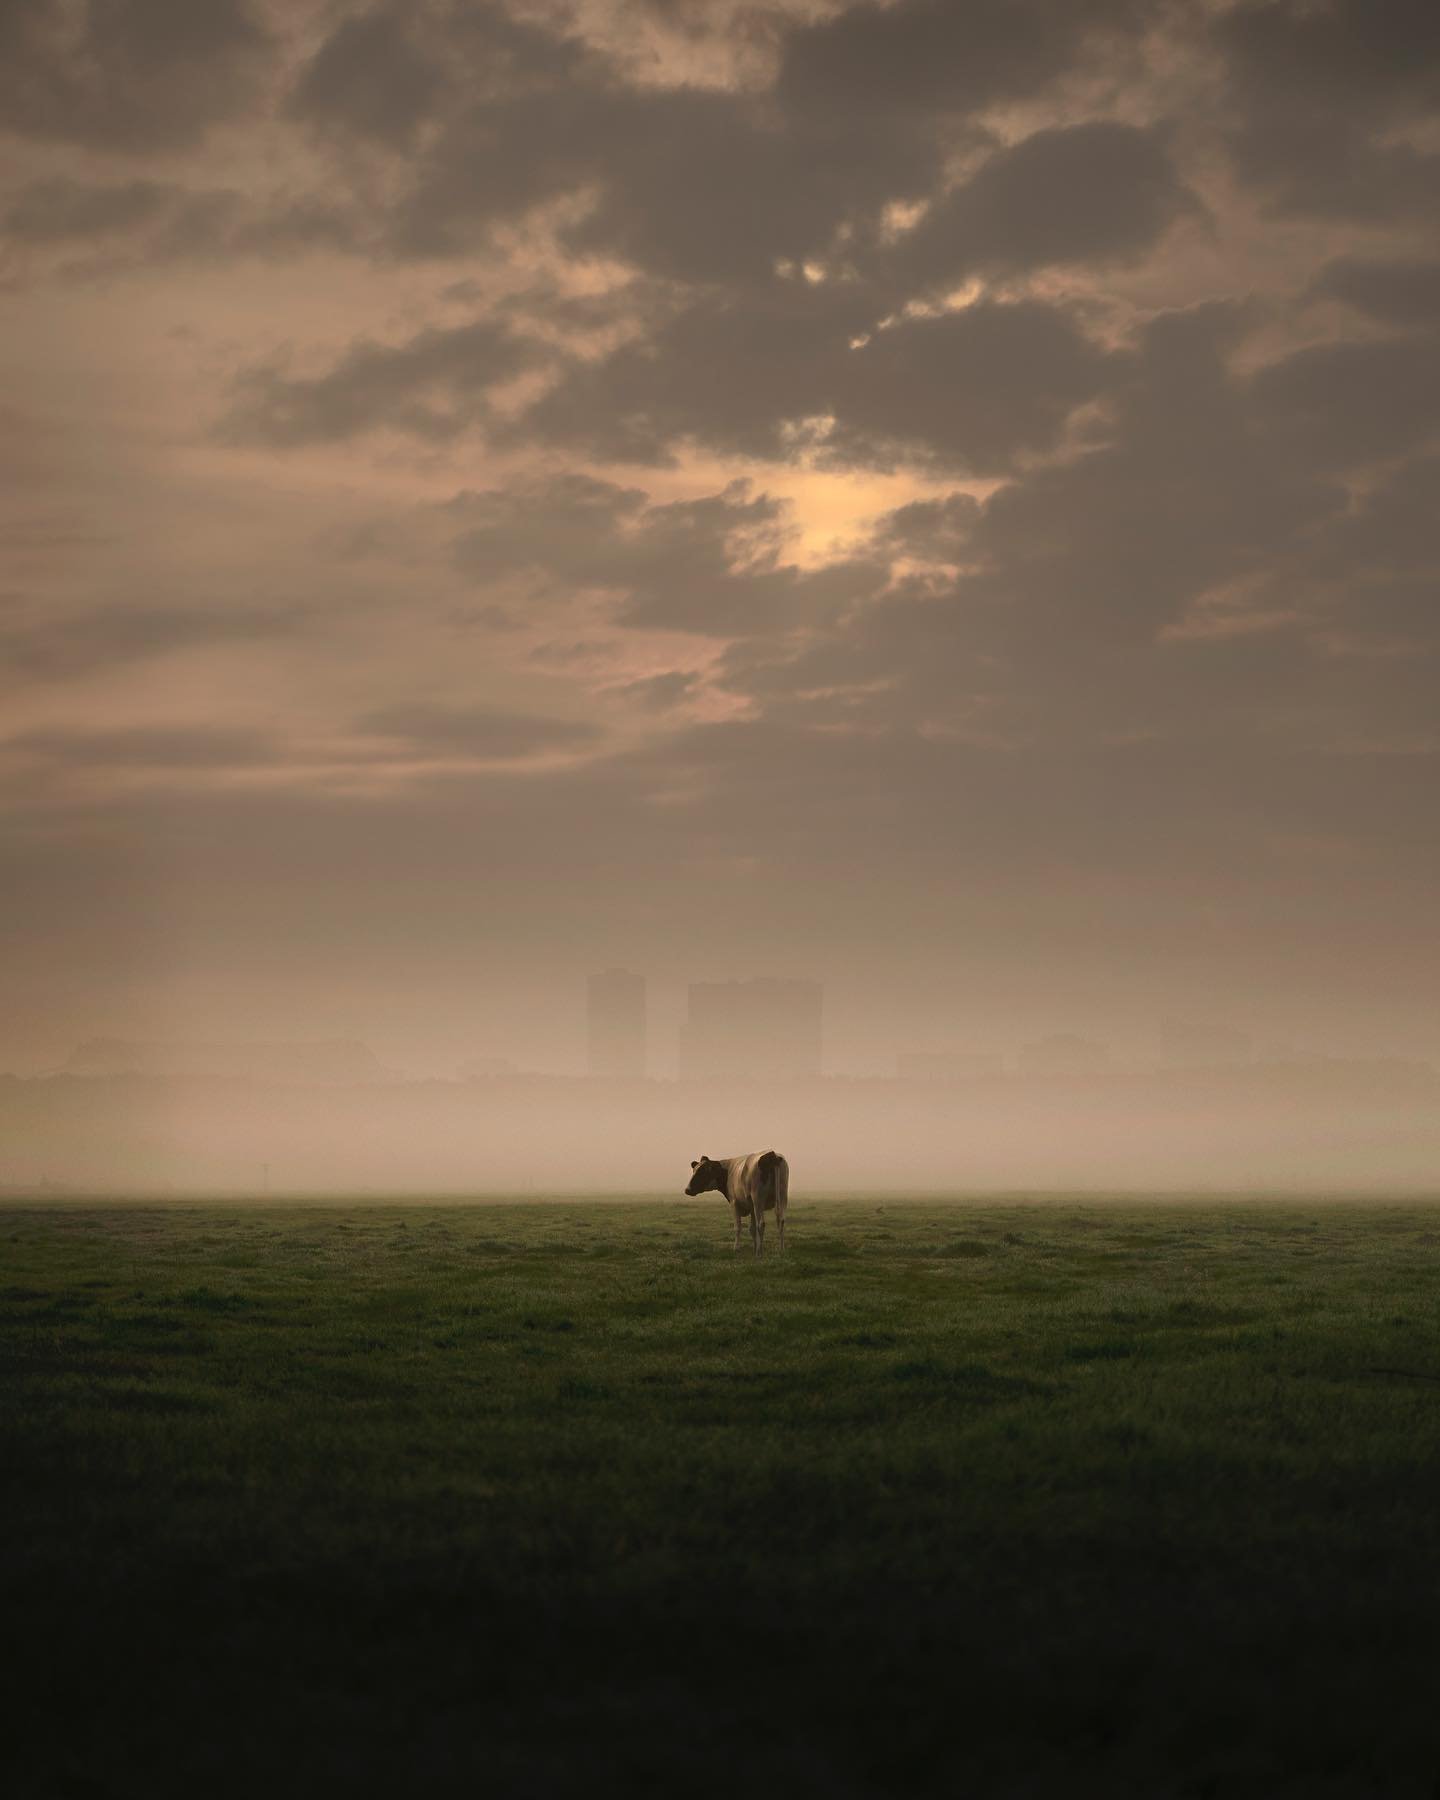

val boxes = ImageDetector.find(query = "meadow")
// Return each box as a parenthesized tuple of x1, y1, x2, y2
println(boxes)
(4, 1196, 1440, 1797)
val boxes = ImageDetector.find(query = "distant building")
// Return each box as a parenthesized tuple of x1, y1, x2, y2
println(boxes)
(679, 979, 822, 1082)
(61, 1038, 389, 1084)
(897, 1051, 1001, 1081)
(586, 970, 646, 1078)
(1016, 1034, 1110, 1077)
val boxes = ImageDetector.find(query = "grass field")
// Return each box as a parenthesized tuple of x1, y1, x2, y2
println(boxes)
(5, 1197, 1440, 1797)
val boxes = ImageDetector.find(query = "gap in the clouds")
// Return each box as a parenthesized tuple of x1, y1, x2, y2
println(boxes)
(629, 451, 988, 566)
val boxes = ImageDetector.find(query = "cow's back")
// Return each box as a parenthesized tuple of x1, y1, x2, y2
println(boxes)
(729, 1149, 784, 1215)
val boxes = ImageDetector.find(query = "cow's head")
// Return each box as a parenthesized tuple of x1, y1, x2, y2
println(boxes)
(685, 1155, 725, 1198)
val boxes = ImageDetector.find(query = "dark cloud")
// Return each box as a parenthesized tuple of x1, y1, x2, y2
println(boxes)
(1309, 258, 1440, 329)
(285, 4, 598, 260)
(891, 123, 1199, 290)
(876, 492, 982, 562)
(372, 6, 1155, 291)
(221, 318, 543, 446)
(268, 0, 1168, 300)
(958, 304, 1341, 642)
(1328, 453, 1440, 578)
(288, 5, 447, 147)
(1217, 0, 1440, 109)
(281, 6, 995, 285)
(1216, 0, 1440, 219)
(1269, 452, 1440, 663)
(556, 88, 939, 288)
(446, 472, 648, 579)
(777, 0, 1141, 122)
(2, 177, 173, 243)
(0, 601, 299, 683)
(1224, 111, 1439, 224)
(1248, 334, 1440, 474)
(378, 102, 578, 259)
(822, 299, 1122, 473)
(388, 77, 940, 279)
(354, 704, 600, 757)
(283, 0, 947, 277)
(6, 725, 277, 768)
(0, 176, 367, 277)
(447, 473, 885, 635)
(511, 289, 1120, 474)
(0, 0, 273, 152)
(288, 0, 582, 149)
(297, 22, 1180, 308)
(508, 282, 875, 466)
(224, 193, 362, 260)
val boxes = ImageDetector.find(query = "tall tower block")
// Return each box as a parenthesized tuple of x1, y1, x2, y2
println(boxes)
(679, 978, 822, 1081)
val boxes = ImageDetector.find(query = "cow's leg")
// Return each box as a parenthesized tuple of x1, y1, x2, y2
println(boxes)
(733, 1202, 744, 1252)
(777, 1203, 785, 1252)
(753, 1204, 765, 1258)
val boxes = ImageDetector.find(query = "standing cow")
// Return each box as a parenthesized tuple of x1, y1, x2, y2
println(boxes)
(684, 1151, 789, 1256)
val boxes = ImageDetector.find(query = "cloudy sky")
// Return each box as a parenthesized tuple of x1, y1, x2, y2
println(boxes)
(2, 0, 1437, 1076)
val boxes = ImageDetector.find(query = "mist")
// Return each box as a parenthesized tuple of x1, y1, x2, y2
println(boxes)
(6, 1024, 1437, 1197)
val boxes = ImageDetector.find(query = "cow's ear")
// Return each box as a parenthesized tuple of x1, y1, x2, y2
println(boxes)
(690, 1160, 699, 1170)
(700, 1153, 709, 1164)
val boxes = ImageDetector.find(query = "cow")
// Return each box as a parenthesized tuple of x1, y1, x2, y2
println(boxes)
(684, 1151, 789, 1256)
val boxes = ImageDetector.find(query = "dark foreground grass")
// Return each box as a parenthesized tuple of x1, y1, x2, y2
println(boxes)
(5, 1198, 1440, 1797)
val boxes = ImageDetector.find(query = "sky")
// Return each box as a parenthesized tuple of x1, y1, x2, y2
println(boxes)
(1, 0, 1437, 1079)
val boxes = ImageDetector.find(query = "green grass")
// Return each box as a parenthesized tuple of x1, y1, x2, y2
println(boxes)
(5, 1198, 1440, 1796)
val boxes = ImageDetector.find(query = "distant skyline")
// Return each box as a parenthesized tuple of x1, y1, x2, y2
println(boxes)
(38, 997, 1419, 1087)
(2, 0, 1437, 1084)
(680, 977, 823, 1080)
